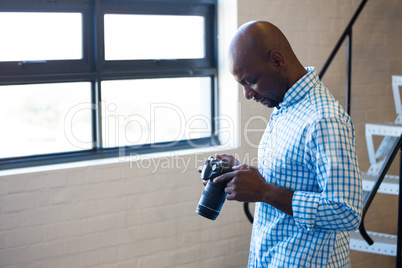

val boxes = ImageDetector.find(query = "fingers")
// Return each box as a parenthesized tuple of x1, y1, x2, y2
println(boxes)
(215, 153, 229, 162)
(223, 179, 238, 201)
(215, 153, 236, 163)
(231, 164, 251, 171)
(215, 153, 241, 166)
(197, 166, 203, 173)
(213, 171, 235, 184)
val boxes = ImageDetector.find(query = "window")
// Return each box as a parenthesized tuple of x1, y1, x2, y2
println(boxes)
(0, 0, 218, 169)
(0, 12, 83, 61)
(104, 14, 205, 60)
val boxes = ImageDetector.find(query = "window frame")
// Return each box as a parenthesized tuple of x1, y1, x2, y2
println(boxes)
(0, 0, 218, 170)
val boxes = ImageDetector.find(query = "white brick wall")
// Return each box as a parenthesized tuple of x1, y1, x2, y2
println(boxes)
(0, 153, 252, 267)
(1, 1, 402, 267)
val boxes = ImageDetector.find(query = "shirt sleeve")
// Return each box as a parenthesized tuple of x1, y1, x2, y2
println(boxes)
(292, 117, 363, 232)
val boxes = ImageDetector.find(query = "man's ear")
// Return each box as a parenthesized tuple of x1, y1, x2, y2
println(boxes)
(269, 50, 286, 71)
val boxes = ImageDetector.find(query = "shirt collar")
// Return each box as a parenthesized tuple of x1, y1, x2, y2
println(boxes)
(278, 67, 319, 109)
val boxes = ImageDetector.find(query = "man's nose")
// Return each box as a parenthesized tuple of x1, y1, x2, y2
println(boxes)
(243, 87, 256, 100)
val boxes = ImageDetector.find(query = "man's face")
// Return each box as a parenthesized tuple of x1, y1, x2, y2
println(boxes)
(230, 53, 288, 108)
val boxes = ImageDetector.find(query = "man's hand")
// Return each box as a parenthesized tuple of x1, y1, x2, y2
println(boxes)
(213, 164, 268, 202)
(196, 154, 294, 216)
(215, 153, 241, 166)
(213, 164, 295, 216)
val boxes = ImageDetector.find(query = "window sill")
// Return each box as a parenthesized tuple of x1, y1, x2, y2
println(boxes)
(0, 145, 237, 177)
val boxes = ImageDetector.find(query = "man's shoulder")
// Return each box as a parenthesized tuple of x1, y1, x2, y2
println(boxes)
(304, 83, 346, 120)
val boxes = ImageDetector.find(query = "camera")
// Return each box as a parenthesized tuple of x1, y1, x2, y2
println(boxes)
(196, 156, 233, 220)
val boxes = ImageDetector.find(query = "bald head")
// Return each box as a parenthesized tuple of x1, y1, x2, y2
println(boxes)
(229, 21, 306, 92)
(229, 21, 292, 65)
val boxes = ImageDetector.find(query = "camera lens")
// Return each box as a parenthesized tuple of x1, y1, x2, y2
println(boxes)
(196, 180, 227, 220)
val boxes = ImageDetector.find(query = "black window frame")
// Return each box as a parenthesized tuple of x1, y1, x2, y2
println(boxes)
(0, 0, 218, 170)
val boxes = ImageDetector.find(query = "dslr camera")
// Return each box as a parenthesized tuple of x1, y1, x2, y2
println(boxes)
(196, 156, 233, 220)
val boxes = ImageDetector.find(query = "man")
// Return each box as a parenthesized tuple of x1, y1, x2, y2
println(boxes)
(202, 21, 363, 267)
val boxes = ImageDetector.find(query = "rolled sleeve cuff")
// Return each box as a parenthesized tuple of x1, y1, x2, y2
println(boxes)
(292, 191, 320, 231)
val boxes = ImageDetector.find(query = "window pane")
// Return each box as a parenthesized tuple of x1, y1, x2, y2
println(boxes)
(0, 12, 82, 62)
(0, 83, 92, 158)
(101, 77, 211, 147)
(104, 14, 205, 60)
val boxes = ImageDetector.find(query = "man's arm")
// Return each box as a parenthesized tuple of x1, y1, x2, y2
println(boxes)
(291, 117, 363, 232)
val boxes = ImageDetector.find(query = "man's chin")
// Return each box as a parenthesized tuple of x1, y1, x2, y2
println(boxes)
(260, 99, 277, 108)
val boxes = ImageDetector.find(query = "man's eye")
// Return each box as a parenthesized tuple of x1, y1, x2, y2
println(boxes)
(245, 78, 257, 86)
(244, 80, 253, 86)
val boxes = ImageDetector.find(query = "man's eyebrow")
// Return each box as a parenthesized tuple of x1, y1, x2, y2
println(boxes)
(239, 76, 248, 84)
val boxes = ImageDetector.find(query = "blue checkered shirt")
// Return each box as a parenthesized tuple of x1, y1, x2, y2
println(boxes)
(249, 67, 362, 268)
